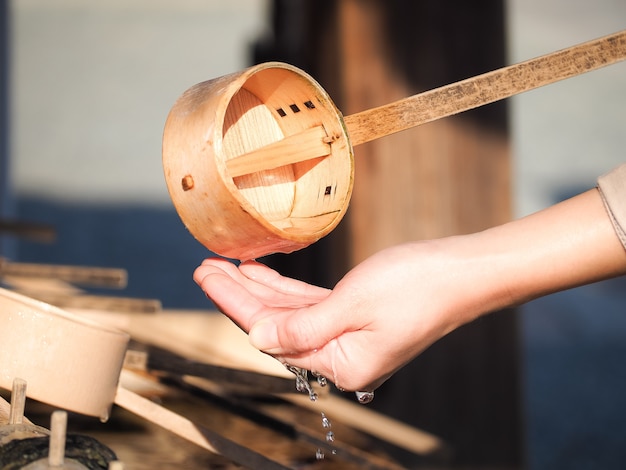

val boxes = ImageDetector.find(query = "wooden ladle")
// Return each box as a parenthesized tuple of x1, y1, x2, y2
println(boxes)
(162, 30, 626, 260)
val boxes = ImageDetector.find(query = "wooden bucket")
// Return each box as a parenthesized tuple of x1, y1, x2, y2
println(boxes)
(162, 62, 354, 260)
(0, 288, 130, 421)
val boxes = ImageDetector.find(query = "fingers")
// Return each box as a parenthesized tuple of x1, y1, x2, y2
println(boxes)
(193, 262, 268, 331)
(248, 294, 346, 355)
(272, 334, 392, 392)
(193, 257, 242, 285)
(195, 258, 358, 356)
(195, 258, 329, 308)
(194, 258, 379, 389)
(239, 260, 330, 300)
(193, 258, 333, 335)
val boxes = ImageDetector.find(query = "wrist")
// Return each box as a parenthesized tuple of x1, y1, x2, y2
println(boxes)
(402, 234, 519, 331)
(442, 232, 519, 324)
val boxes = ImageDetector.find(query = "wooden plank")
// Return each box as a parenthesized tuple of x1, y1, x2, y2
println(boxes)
(76, 309, 293, 379)
(78, 308, 445, 458)
(114, 386, 291, 470)
(0, 258, 127, 288)
(3, 277, 161, 313)
(182, 375, 423, 468)
(279, 387, 446, 457)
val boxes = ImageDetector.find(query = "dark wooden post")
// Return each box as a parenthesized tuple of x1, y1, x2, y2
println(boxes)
(255, 1, 522, 466)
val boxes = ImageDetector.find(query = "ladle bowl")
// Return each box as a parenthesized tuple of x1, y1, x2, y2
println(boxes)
(162, 62, 353, 260)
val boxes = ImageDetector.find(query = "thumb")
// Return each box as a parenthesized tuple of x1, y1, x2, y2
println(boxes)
(248, 306, 341, 355)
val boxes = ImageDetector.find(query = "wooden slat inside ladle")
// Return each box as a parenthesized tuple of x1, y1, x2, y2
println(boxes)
(225, 29, 626, 178)
(226, 125, 331, 178)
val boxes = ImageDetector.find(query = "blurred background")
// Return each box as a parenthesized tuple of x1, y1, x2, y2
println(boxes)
(1, 0, 625, 468)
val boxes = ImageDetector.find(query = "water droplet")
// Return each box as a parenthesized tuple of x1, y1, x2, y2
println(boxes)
(321, 412, 331, 429)
(311, 370, 328, 387)
(99, 410, 110, 423)
(285, 365, 338, 458)
(355, 390, 374, 404)
(295, 377, 307, 393)
(285, 364, 318, 401)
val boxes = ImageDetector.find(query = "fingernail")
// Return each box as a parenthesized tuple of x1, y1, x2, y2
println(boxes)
(249, 320, 280, 354)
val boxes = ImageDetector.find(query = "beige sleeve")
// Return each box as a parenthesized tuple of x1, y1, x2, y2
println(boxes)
(597, 163, 626, 249)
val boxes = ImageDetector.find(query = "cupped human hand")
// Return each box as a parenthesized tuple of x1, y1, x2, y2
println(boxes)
(193, 188, 626, 392)
(193, 239, 492, 392)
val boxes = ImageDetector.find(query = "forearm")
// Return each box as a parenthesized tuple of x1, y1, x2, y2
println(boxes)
(469, 188, 626, 315)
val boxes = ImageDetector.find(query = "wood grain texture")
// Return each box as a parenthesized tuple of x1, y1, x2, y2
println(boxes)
(0, 288, 129, 420)
(225, 125, 330, 178)
(344, 29, 626, 146)
(162, 62, 353, 259)
(333, 2, 521, 466)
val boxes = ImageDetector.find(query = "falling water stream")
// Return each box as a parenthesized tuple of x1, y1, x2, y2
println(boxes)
(285, 364, 374, 460)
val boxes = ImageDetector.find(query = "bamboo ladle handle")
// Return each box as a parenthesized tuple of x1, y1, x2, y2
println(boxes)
(226, 29, 626, 178)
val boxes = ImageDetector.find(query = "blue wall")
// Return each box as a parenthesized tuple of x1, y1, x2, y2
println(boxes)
(13, 197, 216, 310)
